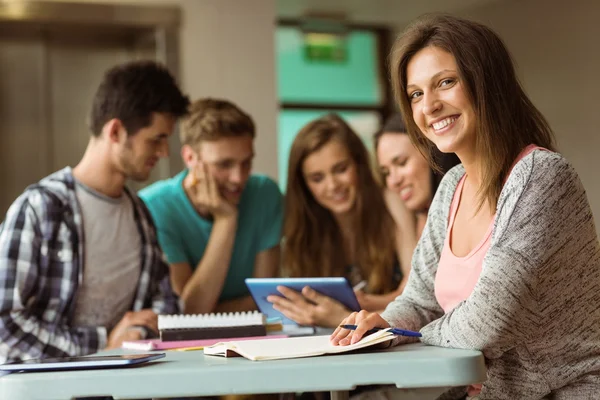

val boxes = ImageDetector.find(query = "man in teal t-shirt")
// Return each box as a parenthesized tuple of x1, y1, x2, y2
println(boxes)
(139, 98, 282, 314)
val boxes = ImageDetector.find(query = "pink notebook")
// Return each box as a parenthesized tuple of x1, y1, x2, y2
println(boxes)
(122, 334, 288, 351)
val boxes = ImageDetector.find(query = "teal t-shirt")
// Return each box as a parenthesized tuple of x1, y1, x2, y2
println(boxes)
(139, 171, 283, 302)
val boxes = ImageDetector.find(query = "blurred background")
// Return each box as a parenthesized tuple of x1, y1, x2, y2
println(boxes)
(0, 0, 597, 232)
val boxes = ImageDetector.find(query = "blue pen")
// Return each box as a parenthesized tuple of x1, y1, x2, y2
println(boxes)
(340, 324, 422, 338)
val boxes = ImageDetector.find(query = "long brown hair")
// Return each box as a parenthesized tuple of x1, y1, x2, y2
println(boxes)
(390, 14, 556, 212)
(283, 114, 397, 294)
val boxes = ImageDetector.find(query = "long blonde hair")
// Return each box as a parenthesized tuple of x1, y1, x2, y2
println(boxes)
(390, 14, 556, 211)
(283, 114, 397, 294)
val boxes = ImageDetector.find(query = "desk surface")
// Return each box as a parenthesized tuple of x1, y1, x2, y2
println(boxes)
(0, 343, 486, 400)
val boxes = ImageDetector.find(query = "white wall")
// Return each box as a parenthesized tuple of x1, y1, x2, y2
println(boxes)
(178, 0, 278, 180)
(395, 0, 600, 229)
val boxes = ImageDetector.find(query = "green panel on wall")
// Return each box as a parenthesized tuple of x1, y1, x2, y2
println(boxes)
(277, 27, 382, 105)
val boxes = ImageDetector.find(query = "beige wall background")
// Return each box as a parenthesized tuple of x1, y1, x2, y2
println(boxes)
(177, 0, 278, 180)
(34, 0, 279, 180)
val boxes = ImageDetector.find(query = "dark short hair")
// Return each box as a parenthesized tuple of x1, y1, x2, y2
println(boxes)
(88, 60, 190, 136)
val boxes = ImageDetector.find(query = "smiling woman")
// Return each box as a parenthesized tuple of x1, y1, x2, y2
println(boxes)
(270, 113, 417, 328)
(331, 13, 600, 400)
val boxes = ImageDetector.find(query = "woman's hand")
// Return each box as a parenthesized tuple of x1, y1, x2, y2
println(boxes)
(330, 310, 390, 346)
(267, 285, 350, 328)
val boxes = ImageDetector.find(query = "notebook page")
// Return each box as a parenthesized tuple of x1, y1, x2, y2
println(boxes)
(159, 311, 265, 330)
(204, 329, 396, 361)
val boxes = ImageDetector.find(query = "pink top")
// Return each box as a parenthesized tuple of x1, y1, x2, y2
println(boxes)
(434, 144, 545, 396)
(434, 173, 494, 314)
(434, 144, 545, 313)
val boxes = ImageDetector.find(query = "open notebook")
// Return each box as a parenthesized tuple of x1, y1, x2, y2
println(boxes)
(158, 311, 267, 341)
(204, 328, 396, 361)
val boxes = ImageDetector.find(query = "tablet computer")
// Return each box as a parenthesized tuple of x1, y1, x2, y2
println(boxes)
(245, 277, 361, 325)
(0, 353, 165, 372)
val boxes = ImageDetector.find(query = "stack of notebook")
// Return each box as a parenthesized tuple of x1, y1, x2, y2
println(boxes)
(158, 311, 267, 341)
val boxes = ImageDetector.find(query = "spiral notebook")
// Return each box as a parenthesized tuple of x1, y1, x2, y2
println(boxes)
(158, 311, 267, 341)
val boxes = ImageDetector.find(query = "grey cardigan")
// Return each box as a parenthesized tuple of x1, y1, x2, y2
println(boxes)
(381, 150, 600, 399)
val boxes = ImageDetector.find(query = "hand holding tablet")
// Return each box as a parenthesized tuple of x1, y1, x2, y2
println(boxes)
(246, 277, 361, 326)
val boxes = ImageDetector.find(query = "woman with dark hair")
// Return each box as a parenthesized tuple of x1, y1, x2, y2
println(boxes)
(332, 14, 600, 399)
(267, 113, 417, 328)
(375, 113, 460, 237)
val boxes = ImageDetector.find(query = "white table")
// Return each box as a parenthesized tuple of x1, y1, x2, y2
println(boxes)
(0, 343, 486, 400)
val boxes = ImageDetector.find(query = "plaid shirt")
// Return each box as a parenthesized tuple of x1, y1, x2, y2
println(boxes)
(0, 167, 179, 363)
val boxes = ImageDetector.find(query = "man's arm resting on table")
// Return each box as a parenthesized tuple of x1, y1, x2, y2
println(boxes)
(0, 311, 106, 361)
(169, 217, 237, 314)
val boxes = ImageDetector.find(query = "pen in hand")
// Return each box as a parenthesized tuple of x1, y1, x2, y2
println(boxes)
(340, 324, 422, 338)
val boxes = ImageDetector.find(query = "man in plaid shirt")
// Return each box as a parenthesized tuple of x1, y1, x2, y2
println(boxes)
(0, 60, 190, 363)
